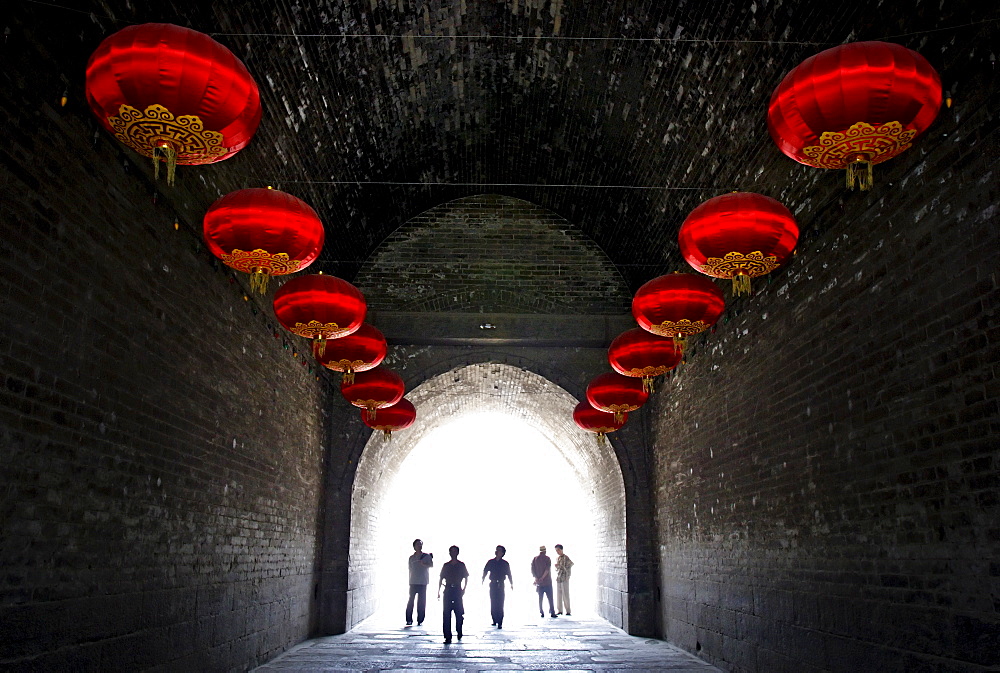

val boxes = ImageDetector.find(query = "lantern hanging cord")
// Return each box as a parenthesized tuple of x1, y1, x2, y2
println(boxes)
(206, 19, 1000, 43)
(23, 1, 1000, 42)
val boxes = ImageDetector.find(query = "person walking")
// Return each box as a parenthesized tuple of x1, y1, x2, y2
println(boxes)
(554, 543, 574, 616)
(482, 545, 513, 628)
(405, 539, 433, 625)
(531, 545, 557, 618)
(437, 545, 469, 643)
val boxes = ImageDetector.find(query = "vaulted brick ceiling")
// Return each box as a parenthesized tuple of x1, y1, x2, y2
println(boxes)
(48, 1, 979, 289)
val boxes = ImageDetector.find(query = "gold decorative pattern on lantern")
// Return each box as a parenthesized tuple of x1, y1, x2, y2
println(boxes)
(625, 366, 670, 379)
(603, 405, 633, 423)
(646, 319, 709, 338)
(700, 251, 779, 279)
(222, 249, 302, 275)
(291, 320, 350, 340)
(109, 104, 227, 163)
(802, 121, 916, 170)
(356, 401, 383, 420)
(323, 359, 368, 385)
(222, 249, 303, 294)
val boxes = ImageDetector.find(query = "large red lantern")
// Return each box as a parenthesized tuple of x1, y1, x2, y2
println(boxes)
(586, 372, 649, 423)
(363, 398, 416, 440)
(632, 273, 725, 353)
(608, 328, 683, 394)
(273, 274, 366, 357)
(573, 401, 625, 446)
(341, 368, 405, 420)
(315, 323, 387, 384)
(768, 41, 942, 190)
(203, 188, 325, 294)
(86, 23, 262, 185)
(679, 192, 799, 295)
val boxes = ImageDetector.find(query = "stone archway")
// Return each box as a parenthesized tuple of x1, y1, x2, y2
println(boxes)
(346, 362, 627, 630)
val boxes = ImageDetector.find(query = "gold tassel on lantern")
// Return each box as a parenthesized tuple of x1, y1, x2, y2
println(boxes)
(732, 271, 752, 296)
(313, 335, 327, 358)
(342, 369, 356, 386)
(366, 404, 378, 421)
(672, 333, 687, 355)
(382, 429, 392, 441)
(152, 144, 178, 186)
(249, 267, 270, 294)
(642, 377, 655, 394)
(596, 432, 608, 447)
(846, 154, 873, 191)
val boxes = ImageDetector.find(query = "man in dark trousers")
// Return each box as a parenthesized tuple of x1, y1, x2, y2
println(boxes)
(437, 545, 469, 644)
(405, 538, 433, 626)
(531, 545, 557, 618)
(481, 545, 513, 629)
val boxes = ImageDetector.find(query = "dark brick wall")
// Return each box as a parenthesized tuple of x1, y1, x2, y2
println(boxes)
(0, 15, 328, 672)
(650, 39, 999, 673)
(353, 194, 631, 314)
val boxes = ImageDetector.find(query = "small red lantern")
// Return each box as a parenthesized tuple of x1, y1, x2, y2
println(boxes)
(86, 23, 262, 185)
(608, 328, 683, 394)
(315, 323, 387, 384)
(273, 274, 366, 357)
(363, 398, 416, 440)
(204, 188, 325, 294)
(586, 372, 649, 423)
(632, 273, 725, 353)
(573, 401, 625, 446)
(679, 192, 799, 295)
(768, 41, 942, 190)
(341, 367, 405, 420)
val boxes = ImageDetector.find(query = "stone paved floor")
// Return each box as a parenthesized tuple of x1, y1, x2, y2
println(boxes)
(254, 611, 722, 672)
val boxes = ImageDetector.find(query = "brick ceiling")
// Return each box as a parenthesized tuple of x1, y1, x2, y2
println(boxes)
(39, 0, 985, 289)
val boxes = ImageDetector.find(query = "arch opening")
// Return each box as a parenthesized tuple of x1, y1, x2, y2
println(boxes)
(376, 411, 597, 620)
(346, 363, 628, 630)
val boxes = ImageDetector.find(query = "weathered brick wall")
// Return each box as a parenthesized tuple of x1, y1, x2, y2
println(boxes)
(0, 14, 328, 672)
(353, 195, 631, 314)
(651, 37, 999, 673)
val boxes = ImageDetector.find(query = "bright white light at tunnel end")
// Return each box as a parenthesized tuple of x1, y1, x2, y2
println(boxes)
(377, 410, 597, 621)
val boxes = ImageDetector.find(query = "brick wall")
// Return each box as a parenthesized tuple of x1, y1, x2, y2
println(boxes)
(0, 15, 328, 672)
(650, 36, 999, 673)
(353, 194, 631, 314)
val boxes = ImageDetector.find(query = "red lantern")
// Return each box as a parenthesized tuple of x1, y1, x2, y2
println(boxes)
(632, 273, 725, 353)
(342, 368, 405, 420)
(315, 324, 387, 384)
(273, 275, 366, 357)
(203, 188, 325, 294)
(586, 372, 649, 423)
(608, 328, 683, 394)
(363, 398, 416, 440)
(86, 23, 262, 185)
(679, 192, 799, 296)
(768, 41, 942, 190)
(573, 401, 625, 446)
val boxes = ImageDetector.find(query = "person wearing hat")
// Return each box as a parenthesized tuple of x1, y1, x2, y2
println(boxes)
(530, 545, 557, 618)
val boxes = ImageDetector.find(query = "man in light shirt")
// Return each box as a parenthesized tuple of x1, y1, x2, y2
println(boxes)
(405, 538, 433, 626)
(554, 543, 574, 616)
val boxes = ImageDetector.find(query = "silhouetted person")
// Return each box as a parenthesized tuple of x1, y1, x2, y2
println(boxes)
(437, 545, 468, 643)
(554, 543, 574, 616)
(482, 545, 513, 628)
(405, 539, 433, 625)
(531, 545, 557, 618)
